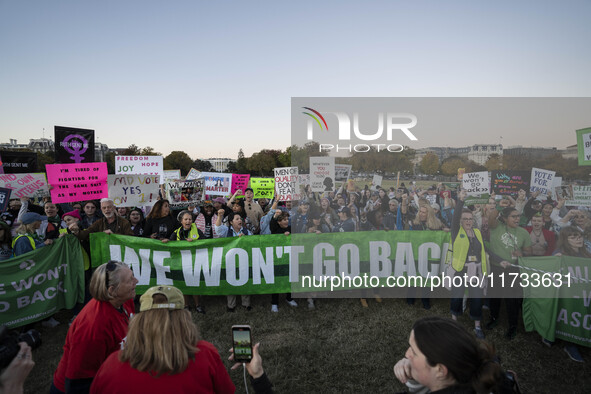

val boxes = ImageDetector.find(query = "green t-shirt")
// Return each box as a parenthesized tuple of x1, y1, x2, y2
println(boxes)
(490, 224, 532, 263)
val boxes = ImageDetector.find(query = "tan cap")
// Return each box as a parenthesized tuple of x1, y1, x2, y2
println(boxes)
(139, 285, 185, 312)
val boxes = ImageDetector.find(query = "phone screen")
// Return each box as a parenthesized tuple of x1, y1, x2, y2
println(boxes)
(232, 325, 253, 363)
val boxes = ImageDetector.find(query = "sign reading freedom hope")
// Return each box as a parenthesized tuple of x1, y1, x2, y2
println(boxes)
(46, 162, 108, 203)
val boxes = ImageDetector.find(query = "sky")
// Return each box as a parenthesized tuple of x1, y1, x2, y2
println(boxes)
(1, 0, 591, 160)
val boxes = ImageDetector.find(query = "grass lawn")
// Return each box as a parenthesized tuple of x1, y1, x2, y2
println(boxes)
(24, 295, 590, 393)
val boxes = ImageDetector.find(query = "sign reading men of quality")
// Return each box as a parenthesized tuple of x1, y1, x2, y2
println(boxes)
(462, 171, 490, 205)
(108, 175, 160, 207)
(0, 173, 50, 199)
(46, 162, 108, 203)
(0, 236, 84, 328)
(530, 167, 555, 195)
(274, 167, 298, 201)
(310, 156, 335, 192)
(115, 155, 164, 183)
(54, 126, 95, 164)
(576, 127, 591, 166)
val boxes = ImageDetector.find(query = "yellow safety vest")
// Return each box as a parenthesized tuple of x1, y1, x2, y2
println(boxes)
(12, 234, 36, 251)
(452, 227, 488, 275)
(173, 224, 200, 241)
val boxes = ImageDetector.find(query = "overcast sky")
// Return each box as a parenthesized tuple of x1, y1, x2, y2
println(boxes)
(1, 1, 590, 159)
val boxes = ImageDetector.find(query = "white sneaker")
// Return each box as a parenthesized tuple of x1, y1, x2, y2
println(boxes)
(42, 317, 60, 328)
(271, 304, 279, 313)
(286, 299, 298, 307)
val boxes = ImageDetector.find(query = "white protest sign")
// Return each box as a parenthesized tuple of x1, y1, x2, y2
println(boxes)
(372, 174, 383, 189)
(530, 167, 555, 195)
(185, 168, 202, 180)
(568, 185, 591, 207)
(0, 173, 49, 199)
(335, 164, 352, 182)
(462, 171, 490, 196)
(115, 155, 164, 183)
(165, 178, 205, 208)
(551, 176, 562, 201)
(108, 174, 160, 207)
(274, 167, 298, 201)
(310, 157, 335, 192)
(295, 174, 309, 200)
(202, 172, 232, 196)
(163, 169, 181, 181)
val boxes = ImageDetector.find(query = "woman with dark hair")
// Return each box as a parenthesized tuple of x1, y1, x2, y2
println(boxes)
(128, 208, 145, 237)
(394, 316, 504, 393)
(269, 210, 298, 312)
(90, 285, 236, 393)
(80, 201, 101, 230)
(51, 261, 138, 394)
(143, 199, 178, 241)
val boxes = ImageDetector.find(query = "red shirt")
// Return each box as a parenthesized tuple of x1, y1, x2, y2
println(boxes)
(53, 298, 135, 391)
(90, 341, 236, 394)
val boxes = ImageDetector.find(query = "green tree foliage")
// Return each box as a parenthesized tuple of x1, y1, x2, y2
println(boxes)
(348, 147, 414, 174)
(105, 151, 116, 174)
(123, 144, 141, 155)
(164, 151, 193, 176)
(37, 151, 55, 171)
(419, 153, 439, 175)
(484, 153, 502, 171)
(235, 149, 248, 173)
(287, 143, 327, 173)
(193, 159, 214, 172)
(247, 149, 283, 176)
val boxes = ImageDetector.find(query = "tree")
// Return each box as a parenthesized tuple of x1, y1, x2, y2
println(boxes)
(123, 144, 141, 155)
(235, 149, 248, 173)
(348, 147, 414, 174)
(287, 142, 328, 173)
(37, 151, 55, 171)
(484, 154, 502, 171)
(440, 156, 469, 176)
(140, 146, 161, 156)
(192, 159, 214, 172)
(419, 153, 439, 175)
(164, 151, 193, 176)
(247, 149, 282, 176)
(105, 151, 116, 174)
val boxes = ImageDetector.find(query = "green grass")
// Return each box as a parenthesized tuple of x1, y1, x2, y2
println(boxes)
(25, 296, 590, 393)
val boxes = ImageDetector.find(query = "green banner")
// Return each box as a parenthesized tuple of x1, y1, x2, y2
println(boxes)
(576, 127, 591, 166)
(521, 256, 591, 347)
(90, 231, 452, 295)
(0, 236, 85, 328)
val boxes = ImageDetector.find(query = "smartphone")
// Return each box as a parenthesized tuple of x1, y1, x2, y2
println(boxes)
(232, 325, 253, 363)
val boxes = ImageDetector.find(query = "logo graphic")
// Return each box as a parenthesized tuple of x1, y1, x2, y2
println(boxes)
(62, 134, 89, 163)
(302, 107, 329, 137)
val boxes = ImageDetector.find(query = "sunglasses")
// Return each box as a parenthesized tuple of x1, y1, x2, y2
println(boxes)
(105, 261, 117, 289)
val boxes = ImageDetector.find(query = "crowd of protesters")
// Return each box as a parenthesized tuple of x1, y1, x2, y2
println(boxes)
(1, 173, 590, 393)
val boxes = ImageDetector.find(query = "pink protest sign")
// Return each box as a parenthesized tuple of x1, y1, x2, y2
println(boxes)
(231, 174, 250, 197)
(46, 162, 108, 203)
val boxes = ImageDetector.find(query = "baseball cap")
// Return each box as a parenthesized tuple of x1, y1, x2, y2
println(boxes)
(140, 285, 185, 312)
(21, 212, 47, 224)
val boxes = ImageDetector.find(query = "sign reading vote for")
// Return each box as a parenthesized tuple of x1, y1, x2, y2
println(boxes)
(115, 156, 164, 182)
(530, 167, 555, 195)
(108, 175, 160, 207)
(46, 162, 108, 203)
(0, 173, 50, 199)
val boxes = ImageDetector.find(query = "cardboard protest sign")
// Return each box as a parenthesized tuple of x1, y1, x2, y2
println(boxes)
(555, 185, 573, 201)
(551, 176, 562, 200)
(185, 168, 202, 180)
(165, 179, 204, 208)
(274, 167, 298, 201)
(108, 175, 160, 207)
(462, 171, 490, 205)
(115, 155, 164, 183)
(250, 178, 275, 199)
(46, 162, 108, 203)
(295, 174, 309, 200)
(0, 187, 11, 212)
(54, 126, 95, 163)
(372, 174, 383, 189)
(530, 167, 555, 196)
(231, 174, 250, 197)
(576, 127, 591, 166)
(567, 185, 591, 207)
(163, 170, 181, 181)
(335, 164, 352, 182)
(310, 157, 335, 192)
(202, 172, 231, 196)
(0, 151, 38, 174)
(0, 173, 50, 199)
(491, 170, 529, 197)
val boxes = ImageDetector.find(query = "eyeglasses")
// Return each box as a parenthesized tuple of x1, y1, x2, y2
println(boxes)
(508, 215, 520, 218)
(105, 261, 117, 289)
(461, 218, 473, 221)
(568, 235, 583, 240)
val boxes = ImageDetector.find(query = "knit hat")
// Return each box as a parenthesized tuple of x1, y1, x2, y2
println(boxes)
(62, 210, 81, 221)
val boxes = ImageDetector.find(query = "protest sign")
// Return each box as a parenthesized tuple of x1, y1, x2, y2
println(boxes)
(115, 155, 164, 182)
(185, 168, 202, 180)
(202, 172, 232, 196)
(165, 179, 204, 208)
(372, 174, 383, 189)
(231, 174, 250, 197)
(295, 174, 309, 200)
(54, 126, 95, 163)
(0, 151, 38, 174)
(0, 236, 84, 328)
(522, 256, 591, 347)
(0, 173, 50, 199)
(250, 178, 275, 199)
(491, 170, 529, 197)
(567, 185, 591, 207)
(576, 127, 591, 166)
(457, 168, 465, 181)
(0, 187, 11, 212)
(163, 169, 181, 181)
(335, 164, 352, 182)
(462, 171, 490, 205)
(310, 157, 335, 192)
(530, 167, 555, 196)
(274, 167, 298, 201)
(555, 185, 573, 201)
(551, 176, 562, 200)
(46, 162, 108, 203)
(108, 174, 161, 207)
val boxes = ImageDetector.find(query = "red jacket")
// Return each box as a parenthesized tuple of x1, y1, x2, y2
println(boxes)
(525, 226, 556, 256)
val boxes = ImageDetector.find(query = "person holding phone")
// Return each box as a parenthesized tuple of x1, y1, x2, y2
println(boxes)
(90, 285, 235, 393)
